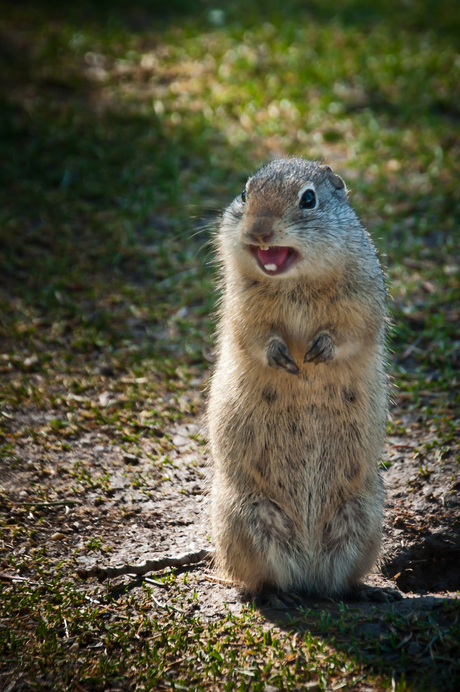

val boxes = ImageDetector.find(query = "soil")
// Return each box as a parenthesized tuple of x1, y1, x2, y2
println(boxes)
(2, 387, 459, 617)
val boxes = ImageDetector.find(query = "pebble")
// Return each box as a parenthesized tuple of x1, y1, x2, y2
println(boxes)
(172, 434, 189, 447)
(23, 355, 39, 370)
(123, 452, 139, 464)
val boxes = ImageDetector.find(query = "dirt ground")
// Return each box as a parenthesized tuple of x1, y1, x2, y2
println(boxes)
(2, 382, 459, 615)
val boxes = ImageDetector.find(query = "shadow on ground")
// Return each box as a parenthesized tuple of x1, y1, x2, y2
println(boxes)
(259, 590, 460, 691)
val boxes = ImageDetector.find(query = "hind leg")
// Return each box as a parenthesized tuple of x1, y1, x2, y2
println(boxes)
(312, 498, 383, 597)
(211, 492, 297, 593)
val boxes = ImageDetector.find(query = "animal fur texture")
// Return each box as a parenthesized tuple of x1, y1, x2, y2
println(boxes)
(208, 158, 387, 597)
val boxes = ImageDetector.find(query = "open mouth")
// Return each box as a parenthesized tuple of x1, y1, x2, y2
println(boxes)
(248, 245, 299, 276)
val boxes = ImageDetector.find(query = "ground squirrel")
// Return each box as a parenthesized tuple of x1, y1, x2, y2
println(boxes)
(207, 158, 387, 597)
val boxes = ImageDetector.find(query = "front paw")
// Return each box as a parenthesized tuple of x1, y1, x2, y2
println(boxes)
(266, 339, 299, 374)
(304, 332, 336, 364)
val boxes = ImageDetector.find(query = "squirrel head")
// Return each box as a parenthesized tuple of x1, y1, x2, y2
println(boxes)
(220, 158, 364, 281)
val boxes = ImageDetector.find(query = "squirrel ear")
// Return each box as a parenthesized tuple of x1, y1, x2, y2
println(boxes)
(321, 165, 345, 190)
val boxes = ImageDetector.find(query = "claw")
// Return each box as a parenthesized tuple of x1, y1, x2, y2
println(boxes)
(254, 589, 302, 610)
(267, 339, 299, 374)
(354, 584, 403, 603)
(304, 332, 335, 364)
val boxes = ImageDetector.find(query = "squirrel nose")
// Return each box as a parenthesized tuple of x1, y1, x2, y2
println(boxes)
(248, 231, 274, 245)
(245, 217, 275, 245)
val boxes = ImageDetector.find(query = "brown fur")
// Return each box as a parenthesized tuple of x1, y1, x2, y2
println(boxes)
(207, 159, 387, 596)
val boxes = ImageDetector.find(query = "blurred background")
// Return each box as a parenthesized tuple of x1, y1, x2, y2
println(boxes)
(1, 4, 459, 689)
(0, 0, 459, 402)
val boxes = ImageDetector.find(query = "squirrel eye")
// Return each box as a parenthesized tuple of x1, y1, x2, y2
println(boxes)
(241, 189, 246, 204)
(299, 189, 316, 209)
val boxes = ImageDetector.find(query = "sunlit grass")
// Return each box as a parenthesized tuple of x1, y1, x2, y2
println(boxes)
(1, 1, 459, 690)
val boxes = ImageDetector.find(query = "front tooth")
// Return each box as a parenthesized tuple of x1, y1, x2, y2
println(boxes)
(264, 264, 277, 271)
(260, 244, 270, 251)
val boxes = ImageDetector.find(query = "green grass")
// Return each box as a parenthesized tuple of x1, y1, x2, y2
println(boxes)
(1, 552, 459, 690)
(2, 551, 459, 691)
(1, 0, 460, 690)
